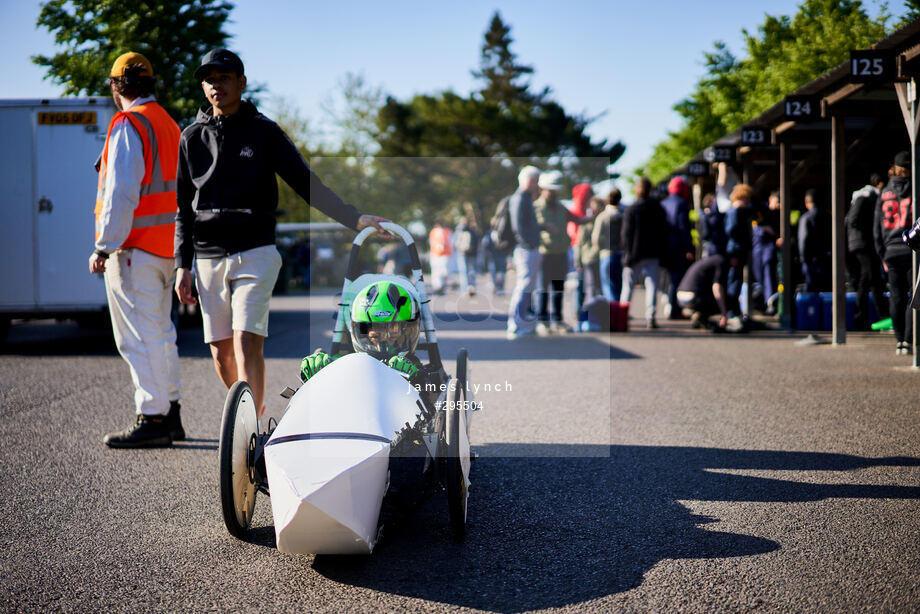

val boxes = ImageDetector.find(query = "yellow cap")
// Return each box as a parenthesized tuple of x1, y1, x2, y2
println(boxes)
(110, 52, 154, 78)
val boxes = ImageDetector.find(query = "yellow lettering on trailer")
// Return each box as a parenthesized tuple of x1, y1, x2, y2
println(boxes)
(37, 111, 97, 125)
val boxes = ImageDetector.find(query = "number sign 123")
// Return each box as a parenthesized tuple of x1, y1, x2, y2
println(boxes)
(742, 128, 767, 146)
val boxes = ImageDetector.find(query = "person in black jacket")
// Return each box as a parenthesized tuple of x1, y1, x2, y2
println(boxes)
(677, 254, 733, 331)
(797, 189, 831, 292)
(724, 183, 754, 317)
(174, 49, 389, 412)
(751, 191, 780, 313)
(699, 193, 726, 257)
(846, 173, 888, 329)
(875, 152, 914, 354)
(620, 177, 668, 328)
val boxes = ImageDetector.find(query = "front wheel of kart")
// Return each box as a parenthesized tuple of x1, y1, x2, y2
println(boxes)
(446, 348, 470, 538)
(219, 380, 259, 538)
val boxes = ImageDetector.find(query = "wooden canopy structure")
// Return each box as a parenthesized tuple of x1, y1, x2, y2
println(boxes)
(670, 18, 920, 362)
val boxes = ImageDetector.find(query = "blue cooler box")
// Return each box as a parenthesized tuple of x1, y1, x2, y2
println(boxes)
(796, 292, 822, 330)
(819, 292, 856, 330)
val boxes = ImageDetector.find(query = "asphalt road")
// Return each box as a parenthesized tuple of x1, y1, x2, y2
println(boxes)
(1, 286, 919, 612)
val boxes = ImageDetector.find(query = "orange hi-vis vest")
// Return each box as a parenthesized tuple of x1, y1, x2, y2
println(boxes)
(94, 101, 180, 258)
(429, 227, 452, 257)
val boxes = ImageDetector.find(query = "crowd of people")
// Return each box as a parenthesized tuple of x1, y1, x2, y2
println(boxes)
(424, 166, 611, 339)
(687, 155, 914, 352)
(434, 158, 914, 346)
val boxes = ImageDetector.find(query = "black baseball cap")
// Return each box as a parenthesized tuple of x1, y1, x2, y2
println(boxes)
(894, 151, 911, 168)
(194, 48, 244, 81)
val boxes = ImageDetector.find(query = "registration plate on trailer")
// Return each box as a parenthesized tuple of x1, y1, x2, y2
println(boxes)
(37, 111, 97, 125)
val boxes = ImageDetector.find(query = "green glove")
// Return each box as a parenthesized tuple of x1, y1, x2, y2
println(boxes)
(300, 350, 331, 382)
(387, 355, 418, 378)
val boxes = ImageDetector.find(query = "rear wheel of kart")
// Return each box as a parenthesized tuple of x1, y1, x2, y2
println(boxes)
(446, 348, 470, 538)
(219, 381, 259, 538)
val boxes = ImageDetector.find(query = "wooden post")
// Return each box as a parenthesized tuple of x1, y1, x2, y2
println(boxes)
(895, 79, 920, 367)
(780, 140, 794, 328)
(830, 114, 847, 345)
(742, 153, 754, 317)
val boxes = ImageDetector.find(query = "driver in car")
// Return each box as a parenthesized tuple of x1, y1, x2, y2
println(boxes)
(300, 281, 424, 385)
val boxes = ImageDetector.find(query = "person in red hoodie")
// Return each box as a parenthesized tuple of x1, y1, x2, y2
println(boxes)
(875, 151, 914, 355)
(571, 183, 594, 315)
(661, 177, 695, 319)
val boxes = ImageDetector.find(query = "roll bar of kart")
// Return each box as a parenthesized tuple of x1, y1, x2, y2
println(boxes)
(331, 222, 442, 369)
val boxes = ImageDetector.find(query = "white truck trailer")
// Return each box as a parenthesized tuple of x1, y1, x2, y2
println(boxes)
(0, 98, 117, 339)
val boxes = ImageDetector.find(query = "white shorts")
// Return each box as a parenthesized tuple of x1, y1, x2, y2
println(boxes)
(194, 245, 282, 343)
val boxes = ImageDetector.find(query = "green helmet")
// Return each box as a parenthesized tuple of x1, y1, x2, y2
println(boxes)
(351, 281, 420, 358)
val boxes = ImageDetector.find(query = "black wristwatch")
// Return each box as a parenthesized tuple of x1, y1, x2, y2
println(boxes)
(93, 249, 109, 260)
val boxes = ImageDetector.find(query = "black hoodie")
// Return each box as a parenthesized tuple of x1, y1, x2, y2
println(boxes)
(175, 101, 362, 268)
(845, 184, 879, 252)
(620, 197, 668, 266)
(873, 175, 912, 262)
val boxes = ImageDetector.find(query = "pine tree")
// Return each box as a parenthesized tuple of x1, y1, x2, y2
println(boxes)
(377, 12, 623, 163)
(472, 12, 535, 106)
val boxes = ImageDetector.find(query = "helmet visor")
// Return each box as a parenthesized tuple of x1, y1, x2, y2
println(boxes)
(352, 319, 420, 357)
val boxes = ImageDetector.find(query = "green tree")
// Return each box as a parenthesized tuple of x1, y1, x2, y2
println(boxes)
(375, 12, 624, 225)
(642, 0, 891, 181)
(272, 80, 403, 225)
(378, 12, 622, 163)
(898, 0, 920, 23)
(33, 0, 233, 122)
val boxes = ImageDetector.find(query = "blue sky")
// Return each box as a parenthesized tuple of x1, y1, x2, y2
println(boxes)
(0, 1, 909, 176)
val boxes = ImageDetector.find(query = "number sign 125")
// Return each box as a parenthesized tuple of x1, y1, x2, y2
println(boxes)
(849, 50, 892, 83)
(852, 57, 884, 76)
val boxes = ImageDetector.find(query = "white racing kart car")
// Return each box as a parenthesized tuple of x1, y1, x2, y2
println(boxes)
(217, 222, 476, 554)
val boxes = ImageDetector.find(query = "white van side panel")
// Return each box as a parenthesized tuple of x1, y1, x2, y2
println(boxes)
(34, 106, 110, 306)
(0, 107, 37, 307)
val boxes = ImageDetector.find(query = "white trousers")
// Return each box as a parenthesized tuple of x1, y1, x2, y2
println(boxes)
(508, 246, 542, 333)
(104, 248, 180, 416)
(430, 254, 450, 291)
(620, 258, 659, 321)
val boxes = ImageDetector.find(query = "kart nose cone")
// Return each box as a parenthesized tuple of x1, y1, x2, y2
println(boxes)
(266, 438, 390, 554)
(263, 353, 425, 554)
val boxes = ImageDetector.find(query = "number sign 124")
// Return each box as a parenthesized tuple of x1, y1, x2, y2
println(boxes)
(786, 100, 812, 117)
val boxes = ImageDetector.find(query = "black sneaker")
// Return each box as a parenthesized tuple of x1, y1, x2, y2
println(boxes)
(103, 414, 172, 448)
(168, 401, 186, 441)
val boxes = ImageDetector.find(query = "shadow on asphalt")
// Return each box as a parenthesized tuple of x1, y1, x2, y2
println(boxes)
(0, 312, 639, 362)
(1, 321, 117, 355)
(433, 335, 637, 362)
(615, 329, 796, 339)
(312, 444, 920, 612)
(1, 319, 209, 357)
(172, 438, 218, 451)
(240, 525, 277, 549)
(268, 309, 636, 362)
